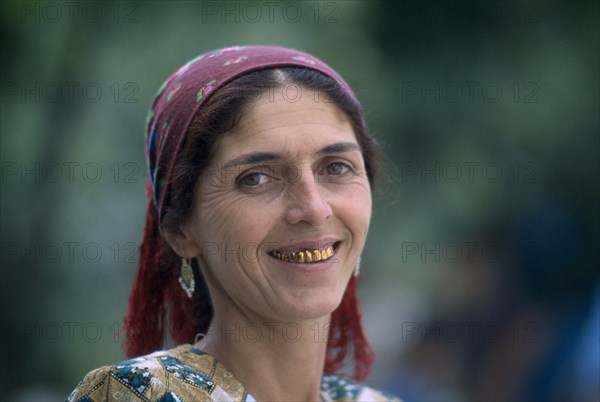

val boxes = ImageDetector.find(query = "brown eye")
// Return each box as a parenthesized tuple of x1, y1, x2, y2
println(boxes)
(326, 162, 349, 176)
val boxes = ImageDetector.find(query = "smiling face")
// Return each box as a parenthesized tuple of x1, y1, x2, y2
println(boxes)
(178, 88, 372, 323)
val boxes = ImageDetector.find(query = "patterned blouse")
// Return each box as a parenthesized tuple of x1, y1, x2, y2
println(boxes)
(66, 344, 401, 402)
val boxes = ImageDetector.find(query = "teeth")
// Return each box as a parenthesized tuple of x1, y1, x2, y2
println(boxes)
(326, 247, 334, 258)
(271, 245, 335, 264)
(305, 251, 313, 263)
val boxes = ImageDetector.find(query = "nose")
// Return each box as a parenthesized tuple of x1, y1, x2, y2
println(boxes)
(283, 169, 332, 226)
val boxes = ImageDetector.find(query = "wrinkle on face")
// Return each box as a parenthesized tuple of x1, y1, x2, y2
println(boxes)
(181, 88, 372, 323)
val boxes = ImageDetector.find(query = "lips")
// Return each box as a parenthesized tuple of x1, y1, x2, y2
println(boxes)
(270, 242, 339, 264)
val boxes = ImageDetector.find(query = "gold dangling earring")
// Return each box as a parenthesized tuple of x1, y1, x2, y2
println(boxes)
(354, 256, 361, 277)
(179, 257, 195, 298)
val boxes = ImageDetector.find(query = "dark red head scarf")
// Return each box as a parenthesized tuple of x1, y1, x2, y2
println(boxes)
(129, 45, 375, 381)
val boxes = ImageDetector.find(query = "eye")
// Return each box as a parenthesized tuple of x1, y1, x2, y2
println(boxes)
(238, 172, 269, 187)
(325, 162, 350, 176)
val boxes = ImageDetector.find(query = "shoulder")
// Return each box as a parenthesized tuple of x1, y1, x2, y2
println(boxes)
(66, 344, 228, 402)
(321, 374, 402, 402)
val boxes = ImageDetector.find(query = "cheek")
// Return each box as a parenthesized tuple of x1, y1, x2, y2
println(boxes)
(354, 194, 372, 240)
(194, 192, 271, 248)
(336, 181, 372, 235)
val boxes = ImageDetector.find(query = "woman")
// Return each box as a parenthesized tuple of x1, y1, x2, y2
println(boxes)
(67, 45, 401, 402)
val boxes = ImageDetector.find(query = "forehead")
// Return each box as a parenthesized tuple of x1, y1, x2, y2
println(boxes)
(212, 89, 356, 161)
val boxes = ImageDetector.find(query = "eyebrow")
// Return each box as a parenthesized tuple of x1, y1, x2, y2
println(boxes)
(221, 152, 281, 170)
(221, 141, 361, 170)
(316, 142, 360, 155)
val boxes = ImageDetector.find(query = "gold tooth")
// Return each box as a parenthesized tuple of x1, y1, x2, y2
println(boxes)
(273, 246, 335, 263)
(305, 251, 313, 263)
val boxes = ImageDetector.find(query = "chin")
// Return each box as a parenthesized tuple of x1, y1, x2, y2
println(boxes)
(276, 289, 344, 322)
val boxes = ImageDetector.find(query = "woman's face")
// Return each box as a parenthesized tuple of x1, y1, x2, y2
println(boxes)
(180, 88, 372, 323)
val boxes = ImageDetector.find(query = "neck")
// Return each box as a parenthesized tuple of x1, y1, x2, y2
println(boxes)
(202, 312, 330, 402)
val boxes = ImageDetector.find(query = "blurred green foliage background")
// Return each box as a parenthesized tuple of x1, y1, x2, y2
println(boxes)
(1, 1, 598, 401)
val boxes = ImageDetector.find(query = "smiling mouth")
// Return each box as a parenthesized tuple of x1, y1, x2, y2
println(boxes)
(270, 242, 339, 264)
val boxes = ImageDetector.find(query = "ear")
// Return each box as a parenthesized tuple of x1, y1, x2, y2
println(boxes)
(162, 222, 202, 259)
